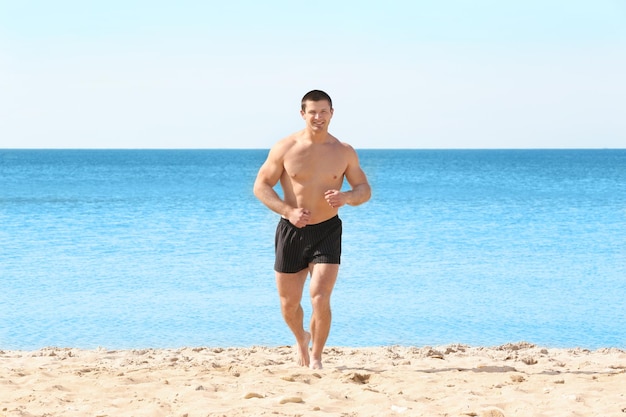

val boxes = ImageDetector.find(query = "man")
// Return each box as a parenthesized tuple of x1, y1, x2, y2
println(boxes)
(253, 90, 371, 369)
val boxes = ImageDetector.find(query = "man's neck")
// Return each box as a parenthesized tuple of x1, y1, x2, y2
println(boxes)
(302, 128, 330, 144)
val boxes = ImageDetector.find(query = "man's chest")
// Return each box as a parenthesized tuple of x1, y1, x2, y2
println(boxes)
(283, 150, 346, 183)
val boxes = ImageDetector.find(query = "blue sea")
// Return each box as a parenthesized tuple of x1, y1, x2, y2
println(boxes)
(1, 149, 625, 351)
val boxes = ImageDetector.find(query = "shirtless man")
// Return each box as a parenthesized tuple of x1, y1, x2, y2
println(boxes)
(253, 90, 371, 369)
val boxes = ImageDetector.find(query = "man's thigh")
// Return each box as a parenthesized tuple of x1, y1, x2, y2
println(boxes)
(309, 263, 339, 297)
(275, 270, 308, 301)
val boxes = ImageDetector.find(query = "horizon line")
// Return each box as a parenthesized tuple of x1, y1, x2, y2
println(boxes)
(2, 147, 624, 151)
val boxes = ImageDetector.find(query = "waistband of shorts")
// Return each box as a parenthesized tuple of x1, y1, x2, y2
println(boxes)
(279, 215, 340, 229)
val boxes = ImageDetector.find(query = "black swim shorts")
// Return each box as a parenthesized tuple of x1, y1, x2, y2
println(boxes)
(274, 215, 342, 273)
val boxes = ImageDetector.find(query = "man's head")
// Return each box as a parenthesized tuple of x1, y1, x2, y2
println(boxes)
(301, 90, 333, 111)
(300, 90, 334, 132)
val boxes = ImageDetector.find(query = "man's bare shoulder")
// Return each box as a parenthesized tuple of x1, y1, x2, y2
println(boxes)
(269, 132, 302, 159)
(332, 138, 359, 158)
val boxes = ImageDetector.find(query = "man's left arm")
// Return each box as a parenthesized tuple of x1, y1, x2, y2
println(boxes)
(325, 146, 371, 208)
(343, 158, 371, 206)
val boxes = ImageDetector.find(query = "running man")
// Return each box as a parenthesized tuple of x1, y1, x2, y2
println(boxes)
(253, 90, 371, 369)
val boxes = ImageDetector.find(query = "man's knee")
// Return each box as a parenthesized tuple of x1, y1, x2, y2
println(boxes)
(310, 293, 332, 311)
(279, 295, 301, 315)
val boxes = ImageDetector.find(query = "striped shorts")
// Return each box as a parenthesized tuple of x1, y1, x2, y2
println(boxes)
(274, 215, 342, 273)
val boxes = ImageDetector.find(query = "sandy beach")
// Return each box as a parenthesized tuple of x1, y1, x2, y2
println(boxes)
(1, 342, 625, 417)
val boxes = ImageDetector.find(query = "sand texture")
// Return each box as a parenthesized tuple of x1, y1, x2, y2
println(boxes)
(1, 342, 625, 417)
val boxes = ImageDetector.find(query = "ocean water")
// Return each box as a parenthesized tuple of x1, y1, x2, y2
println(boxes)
(1, 149, 625, 351)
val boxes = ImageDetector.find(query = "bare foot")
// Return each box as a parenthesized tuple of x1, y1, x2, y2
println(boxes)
(295, 332, 311, 367)
(309, 358, 323, 370)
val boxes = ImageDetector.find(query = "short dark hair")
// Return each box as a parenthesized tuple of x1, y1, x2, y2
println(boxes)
(301, 90, 333, 111)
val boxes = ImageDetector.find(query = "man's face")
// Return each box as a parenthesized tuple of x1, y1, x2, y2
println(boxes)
(301, 100, 333, 131)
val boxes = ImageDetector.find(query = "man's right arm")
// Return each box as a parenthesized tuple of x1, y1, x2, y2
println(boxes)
(253, 147, 291, 217)
(253, 144, 311, 228)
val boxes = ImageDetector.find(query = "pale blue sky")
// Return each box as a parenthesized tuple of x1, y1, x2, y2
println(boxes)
(1, 0, 625, 148)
